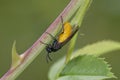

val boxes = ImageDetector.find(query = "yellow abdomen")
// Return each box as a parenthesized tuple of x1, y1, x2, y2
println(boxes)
(58, 22, 72, 43)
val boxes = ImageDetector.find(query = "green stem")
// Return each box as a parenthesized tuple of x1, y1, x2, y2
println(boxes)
(65, 33, 78, 63)
(0, 0, 90, 80)
(65, 0, 93, 63)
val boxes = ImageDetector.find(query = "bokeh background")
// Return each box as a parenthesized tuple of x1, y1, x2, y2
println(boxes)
(0, 0, 120, 80)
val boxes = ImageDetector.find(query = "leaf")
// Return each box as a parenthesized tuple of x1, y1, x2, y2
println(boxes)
(11, 41, 21, 69)
(72, 40, 120, 58)
(57, 56, 115, 80)
(48, 57, 65, 80)
(49, 40, 120, 80)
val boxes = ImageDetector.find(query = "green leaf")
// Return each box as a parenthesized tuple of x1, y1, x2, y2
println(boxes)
(11, 41, 21, 69)
(57, 56, 115, 80)
(49, 40, 120, 80)
(72, 40, 120, 58)
(48, 58, 65, 80)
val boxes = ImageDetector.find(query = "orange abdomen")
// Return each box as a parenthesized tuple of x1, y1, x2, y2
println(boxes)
(58, 22, 72, 43)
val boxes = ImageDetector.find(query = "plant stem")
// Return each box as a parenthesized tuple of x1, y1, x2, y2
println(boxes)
(65, 0, 93, 63)
(0, 0, 88, 80)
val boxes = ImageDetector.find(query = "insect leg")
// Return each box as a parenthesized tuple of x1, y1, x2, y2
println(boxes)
(46, 53, 52, 63)
(71, 24, 79, 33)
(60, 16, 64, 33)
(45, 32, 56, 40)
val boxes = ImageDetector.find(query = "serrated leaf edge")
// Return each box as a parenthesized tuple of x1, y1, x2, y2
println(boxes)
(58, 56, 116, 80)
(98, 58, 117, 78)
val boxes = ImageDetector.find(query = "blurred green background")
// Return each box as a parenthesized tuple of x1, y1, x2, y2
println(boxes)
(0, 0, 120, 80)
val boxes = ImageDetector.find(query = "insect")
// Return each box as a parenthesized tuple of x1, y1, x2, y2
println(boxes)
(40, 16, 79, 62)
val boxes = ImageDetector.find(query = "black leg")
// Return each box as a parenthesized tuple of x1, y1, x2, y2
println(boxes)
(60, 16, 64, 33)
(45, 32, 56, 40)
(46, 53, 52, 63)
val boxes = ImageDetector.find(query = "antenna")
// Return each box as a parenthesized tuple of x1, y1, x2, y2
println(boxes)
(45, 32, 56, 40)
(39, 40, 49, 46)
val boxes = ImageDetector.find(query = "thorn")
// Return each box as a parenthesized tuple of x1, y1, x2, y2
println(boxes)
(11, 40, 21, 68)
